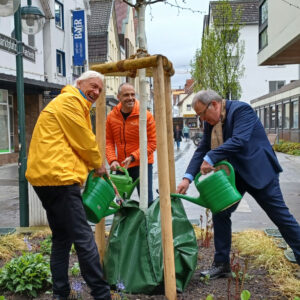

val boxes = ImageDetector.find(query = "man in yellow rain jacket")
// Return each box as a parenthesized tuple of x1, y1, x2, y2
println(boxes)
(26, 71, 111, 300)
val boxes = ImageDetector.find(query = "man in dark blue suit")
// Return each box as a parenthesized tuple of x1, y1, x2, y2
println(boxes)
(176, 89, 300, 278)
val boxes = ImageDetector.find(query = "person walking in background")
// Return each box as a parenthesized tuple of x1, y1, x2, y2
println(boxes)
(176, 89, 300, 279)
(26, 71, 111, 300)
(106, 82, 156, 206)
(183, 124, 190, 141)
(174, 125, 183, 150)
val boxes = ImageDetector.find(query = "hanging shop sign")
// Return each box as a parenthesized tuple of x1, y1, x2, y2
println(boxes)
(73, 10, 86, 66)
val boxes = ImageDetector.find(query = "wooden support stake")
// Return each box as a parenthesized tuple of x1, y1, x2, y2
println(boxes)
(153, 57, 177, 300)
(95, 80, 106, 263)
(164, 75, 176, 193)
(91, 55, 174, 77)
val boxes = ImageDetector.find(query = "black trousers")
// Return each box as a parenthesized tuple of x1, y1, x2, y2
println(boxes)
(33, 185, 111, 300)
(127, 164, 153, 205)
(213, 173, 300, 265)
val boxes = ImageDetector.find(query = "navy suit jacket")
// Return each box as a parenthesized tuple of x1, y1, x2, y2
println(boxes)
(186, 100, 282, 189)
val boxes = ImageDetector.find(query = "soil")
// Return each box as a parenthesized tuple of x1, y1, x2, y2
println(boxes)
(1, 238, 286, 300)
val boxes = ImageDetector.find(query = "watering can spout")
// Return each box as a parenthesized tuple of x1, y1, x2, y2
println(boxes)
(171, 193, 208, 209)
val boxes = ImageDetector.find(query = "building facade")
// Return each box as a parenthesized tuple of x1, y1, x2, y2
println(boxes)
(207, 0, 299, 103)
(251, 80, 300, 142)
(0, 0, 90, 165)
(250, 0, 300, 143)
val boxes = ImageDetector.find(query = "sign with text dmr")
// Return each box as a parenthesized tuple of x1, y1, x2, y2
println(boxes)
(73, 10, 85, 66)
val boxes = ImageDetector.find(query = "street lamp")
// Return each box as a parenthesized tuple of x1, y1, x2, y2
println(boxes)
(0, 0, 45, 227)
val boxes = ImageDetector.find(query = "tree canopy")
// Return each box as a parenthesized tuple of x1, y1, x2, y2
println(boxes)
(191, 0, 245, 100)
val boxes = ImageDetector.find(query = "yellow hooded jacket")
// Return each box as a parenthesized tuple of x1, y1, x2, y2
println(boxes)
(26, 85, 102, 186)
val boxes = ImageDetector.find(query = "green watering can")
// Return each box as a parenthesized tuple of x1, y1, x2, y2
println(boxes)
(171, 161, 242, 214)
(109, 166, 139, 199)
(82, 171, 121, 223)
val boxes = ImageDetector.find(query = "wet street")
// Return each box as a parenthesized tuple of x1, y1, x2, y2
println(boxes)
(1, 140, 300, 232)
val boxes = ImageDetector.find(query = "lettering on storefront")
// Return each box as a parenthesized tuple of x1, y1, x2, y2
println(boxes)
(0, 33, 35, 62)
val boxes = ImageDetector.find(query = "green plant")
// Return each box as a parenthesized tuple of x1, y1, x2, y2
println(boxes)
(40, 235, 52, 255)
(70, 262, 80, 277)
(200, 274, 210, 285)
(0, 296, 6, 300)
(199, 209, 213, 248)
(240, 290, 251, 300)
(0, 252, 51, 297)
(206, 295, 214, 300)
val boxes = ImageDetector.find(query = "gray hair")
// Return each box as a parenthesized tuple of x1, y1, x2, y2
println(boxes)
(118, 82, 135, 95)
(192, 89, 222, 109)
(74, 70, 104, 87)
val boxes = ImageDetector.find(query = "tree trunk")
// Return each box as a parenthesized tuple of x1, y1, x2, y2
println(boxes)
(136, 3, 148, 212)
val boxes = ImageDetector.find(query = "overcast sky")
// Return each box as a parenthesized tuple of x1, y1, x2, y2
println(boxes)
(145, 0, 210, 89)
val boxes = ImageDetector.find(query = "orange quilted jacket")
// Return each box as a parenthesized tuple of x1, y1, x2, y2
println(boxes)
(106, 100, 156, 168)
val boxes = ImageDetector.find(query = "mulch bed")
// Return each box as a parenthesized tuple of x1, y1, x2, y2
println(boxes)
(1, 237, 286, 300)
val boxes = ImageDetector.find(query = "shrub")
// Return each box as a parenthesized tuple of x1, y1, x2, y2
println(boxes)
(0, 252, 51, 298)
(273, 140, 300, 156)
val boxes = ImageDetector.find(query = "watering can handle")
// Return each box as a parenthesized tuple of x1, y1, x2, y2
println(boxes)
(88, 170, 114, 189)
(194, 160, 235, 185)
(110, 166, 130, 178)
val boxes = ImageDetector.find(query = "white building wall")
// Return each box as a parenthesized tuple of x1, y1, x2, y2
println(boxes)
(258, 0, 300, 65)
(106, 15, 121, 99)
(239, 25, 299, 103)
(43, 0, 88, 86)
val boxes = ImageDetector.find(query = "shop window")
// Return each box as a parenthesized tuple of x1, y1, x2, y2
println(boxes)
(276, 103, 282, 128)
(270, 105, 275, 128)
(283, 102, 290, 129)
(0, 90, 14, 154)
(264, 107, 269, 128)
(56, 50, 66, 76)
(55, 1, 64, 30)
(292, 99, 299, 129)
(260, 107, 264, 126)
(28, 34, 35, 47)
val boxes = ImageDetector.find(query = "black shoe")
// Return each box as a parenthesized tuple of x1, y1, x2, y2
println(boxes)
(200, 262, 231, 279)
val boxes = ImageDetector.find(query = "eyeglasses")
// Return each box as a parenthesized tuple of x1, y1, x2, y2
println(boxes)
(198, 103, 211, 118)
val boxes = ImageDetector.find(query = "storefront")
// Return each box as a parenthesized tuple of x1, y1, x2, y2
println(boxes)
(0, 74, 62, 166)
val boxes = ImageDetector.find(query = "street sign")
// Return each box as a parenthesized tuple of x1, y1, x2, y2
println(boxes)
(0, 33, 35, 62)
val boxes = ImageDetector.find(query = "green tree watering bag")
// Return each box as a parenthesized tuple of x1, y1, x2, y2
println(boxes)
(103, 197, 198, 294)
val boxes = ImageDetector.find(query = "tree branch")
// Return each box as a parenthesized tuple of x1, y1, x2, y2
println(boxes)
(146, 0, 165, 4)
(122, 0, 136, 7)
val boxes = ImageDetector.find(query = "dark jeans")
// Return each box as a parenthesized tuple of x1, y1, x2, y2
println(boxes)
(213, 173, 300, 265)
(33, 185, 111, 300)
(127, 164, 153, 206)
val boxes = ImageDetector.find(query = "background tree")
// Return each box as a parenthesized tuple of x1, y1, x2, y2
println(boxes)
(191, 0, 245, 99)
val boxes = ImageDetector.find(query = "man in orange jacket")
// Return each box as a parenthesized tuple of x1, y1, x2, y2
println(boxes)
(106, 83, 156, 206)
